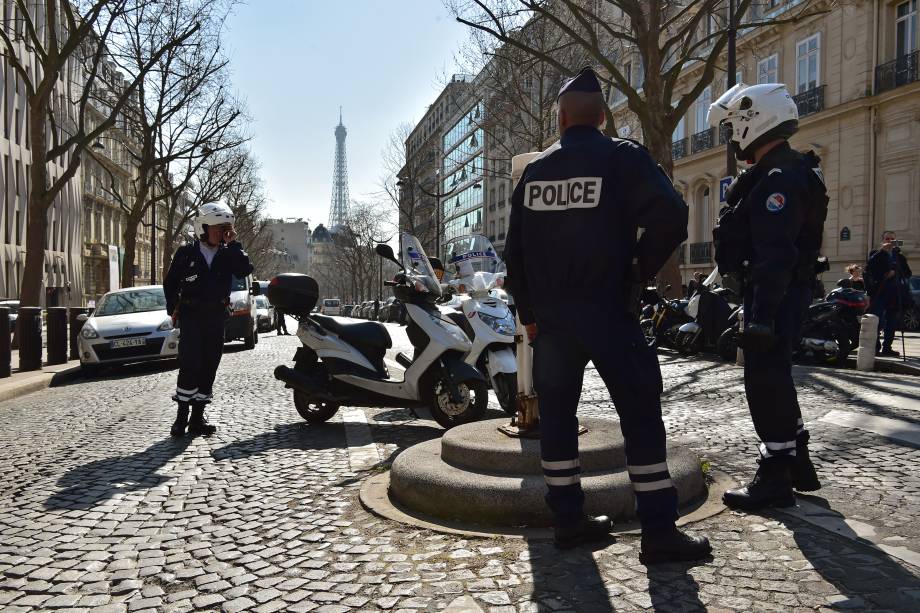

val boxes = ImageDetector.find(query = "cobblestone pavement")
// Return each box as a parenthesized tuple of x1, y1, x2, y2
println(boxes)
(1, 324, 919, 612)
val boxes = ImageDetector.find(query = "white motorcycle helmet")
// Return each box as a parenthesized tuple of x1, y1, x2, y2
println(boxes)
(707, 82, 798, 160)
(193, 202, 235, 239)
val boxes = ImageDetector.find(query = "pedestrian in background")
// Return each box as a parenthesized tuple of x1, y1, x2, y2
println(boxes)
(164, 202, 253, 437)
(866, 231, 912, 356)
(708, 83, 828, 510)
(274, 307, 289, 335)
(504, 66, 710, 563)
(840, 264, 865, 290)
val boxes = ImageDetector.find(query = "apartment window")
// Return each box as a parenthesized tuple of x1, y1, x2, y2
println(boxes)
(623, 62, 632, 87)
(698, 186, 711, 241)
(796, 34, 820, 93)
(758, 54, 779, 83)
(489, 220, 495, 236)
(673, 114, 686, 141)
(498, 216, 505, 235)
(897, 1, 919, 57)
(14, 109, 19, 144)
(695, 86, 711, 132)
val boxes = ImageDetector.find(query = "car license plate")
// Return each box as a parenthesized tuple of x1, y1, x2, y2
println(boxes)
(111, 338, 146, 349)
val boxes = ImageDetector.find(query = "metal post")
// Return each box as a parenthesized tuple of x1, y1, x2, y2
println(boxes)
(68, 307, 89, 361)
(18, 307, 43, 371)
(726, 0, 738, 178)
(46, 307, 68, 365)
(0, 307, 10, 378)
(150, 203, 157, 285)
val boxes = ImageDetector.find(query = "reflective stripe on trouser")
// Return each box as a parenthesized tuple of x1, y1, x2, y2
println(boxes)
(533, 304, 679, 532)
(175, 311, 227, 406)
(743, 282, 812, 467)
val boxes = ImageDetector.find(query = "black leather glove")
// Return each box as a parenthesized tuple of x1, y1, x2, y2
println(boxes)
(741, 321, 776, 352)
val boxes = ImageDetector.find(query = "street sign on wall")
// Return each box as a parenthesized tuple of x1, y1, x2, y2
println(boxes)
(108, 245, 120, 291)
(719, 176, 734, 203)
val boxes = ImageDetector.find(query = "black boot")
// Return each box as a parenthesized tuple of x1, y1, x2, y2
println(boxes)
(640, 526, 712, 565)
(792, 433, 821, 492)
(188, 403, 217, 437)
(723, 461, 795, 511)
(170, 404, 189, 437)
(554, 515, 614, 550)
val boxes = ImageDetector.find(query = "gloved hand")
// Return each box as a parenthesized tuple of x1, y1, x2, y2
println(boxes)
(741, 321, 776, 352)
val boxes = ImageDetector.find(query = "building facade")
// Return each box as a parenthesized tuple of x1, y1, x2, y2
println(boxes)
(400, 76, 474, 258)
(264, 217, 312, 275)
(605, 0, 920, 282)
(440, 98, 485, 259)
(1, 1, 83, 306)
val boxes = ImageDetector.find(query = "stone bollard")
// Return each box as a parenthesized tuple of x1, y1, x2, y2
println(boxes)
(857, 314, 879, 372)
(0, 307, 10, 378)
(68, 307, 89, 361)
(46, 307, 68, 365)
(18, 307, 43, 371)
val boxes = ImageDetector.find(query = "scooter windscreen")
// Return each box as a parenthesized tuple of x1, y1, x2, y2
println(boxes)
(445, 234, 504, 291)
(400, 233, 442, 297)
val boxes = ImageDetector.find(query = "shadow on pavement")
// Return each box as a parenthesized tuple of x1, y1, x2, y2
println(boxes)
(646, 559, 706, 611)
(211, 422, 348, 462)
(53, 358, 178, 388)
(526, 538, 616, 612)
(44, 436, 191, 510)
(768, 502, 920, 610)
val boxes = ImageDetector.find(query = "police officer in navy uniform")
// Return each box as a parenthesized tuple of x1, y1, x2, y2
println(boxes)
(164, 202, 253, 437)
(708, 83, 828, 509)
(504, 66, 711, 562)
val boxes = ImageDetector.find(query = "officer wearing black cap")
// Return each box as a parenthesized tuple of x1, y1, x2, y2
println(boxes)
(708, 83, 828, 509)
(163, 202, 253, 437)
(504, 66, 711, 562)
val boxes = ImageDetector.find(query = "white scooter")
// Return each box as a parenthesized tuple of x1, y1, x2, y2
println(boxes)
(442, 235, 518, 415)
(269, 233, 488, 429)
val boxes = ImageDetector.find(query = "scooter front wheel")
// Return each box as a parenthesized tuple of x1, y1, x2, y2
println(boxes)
(293, 391, 340, 424)
(429, 377, 488, 429)
(492, 372, 518, 416)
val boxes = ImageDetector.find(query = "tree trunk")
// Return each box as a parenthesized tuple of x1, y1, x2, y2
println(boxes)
(19, 95, 54, 308)
(120, 210, 144, 289)
(643, 123, 683, 299)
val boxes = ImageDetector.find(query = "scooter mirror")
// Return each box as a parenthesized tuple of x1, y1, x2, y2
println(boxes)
(375, 243, 396, 260)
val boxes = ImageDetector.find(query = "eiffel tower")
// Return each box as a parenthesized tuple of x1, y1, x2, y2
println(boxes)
(329, 107, 349, 231)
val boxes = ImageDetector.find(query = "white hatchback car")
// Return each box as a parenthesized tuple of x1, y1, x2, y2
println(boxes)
(78, 285, 180, 374)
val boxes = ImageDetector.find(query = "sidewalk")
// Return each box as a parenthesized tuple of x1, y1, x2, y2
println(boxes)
(0, 348, 82, 403)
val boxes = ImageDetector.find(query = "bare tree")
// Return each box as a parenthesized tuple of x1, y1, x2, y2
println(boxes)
(448, 0, 827, 293)
(379, 123, 438, 251)
(114, 0, 245, 288)
(316, 201, 391, 304)
(0, 0, 202, 308)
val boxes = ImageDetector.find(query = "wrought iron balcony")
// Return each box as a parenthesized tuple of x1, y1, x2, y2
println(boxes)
(690, 128, 715, 154)
(689, 241, 712, 265)
(498, 232, 506, 241)
(792, 85, 825, 118)
(672, 137, 689, 160)
(875, 51, 919, 94)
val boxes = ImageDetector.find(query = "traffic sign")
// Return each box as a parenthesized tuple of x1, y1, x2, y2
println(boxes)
(719, 176, 734, 203)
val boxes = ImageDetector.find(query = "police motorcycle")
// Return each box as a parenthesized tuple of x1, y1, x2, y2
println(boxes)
(269, 233, 488, 429)
(441, 235, 518, 416)
(673, 268, 740, 356)
(639, 286, 692, 349)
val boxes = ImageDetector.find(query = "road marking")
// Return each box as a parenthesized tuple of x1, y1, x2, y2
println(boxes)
(819, 409, 920, 447)
(779, 499, 920, 569)
(342, 408, 381, 471)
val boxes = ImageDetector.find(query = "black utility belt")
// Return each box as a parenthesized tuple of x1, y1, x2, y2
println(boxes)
(179, 299, 229, 310)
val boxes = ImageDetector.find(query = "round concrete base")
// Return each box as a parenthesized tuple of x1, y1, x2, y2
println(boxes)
(386, 417, 710, 528)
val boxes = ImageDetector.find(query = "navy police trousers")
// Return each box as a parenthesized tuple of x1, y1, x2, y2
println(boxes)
(742, 281, 813, 465)
(174, 307, 227, 406)
(532, 302, 679, 533)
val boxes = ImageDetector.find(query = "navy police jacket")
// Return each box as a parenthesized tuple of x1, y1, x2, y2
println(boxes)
(163, 240, 254, 316)
(714, 142, 828, 324)
(504, 125, 689, 326)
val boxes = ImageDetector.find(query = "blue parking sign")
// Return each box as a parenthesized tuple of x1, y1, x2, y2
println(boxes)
(719, 176, 734, 203)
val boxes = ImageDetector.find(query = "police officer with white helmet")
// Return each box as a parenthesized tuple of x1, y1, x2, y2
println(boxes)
(504, 66, 711, 562)
(708, 83, 828, 509)
(163, 202, 253, 437)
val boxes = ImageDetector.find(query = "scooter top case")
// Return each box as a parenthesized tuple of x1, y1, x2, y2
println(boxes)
(266, 274, 319, 316)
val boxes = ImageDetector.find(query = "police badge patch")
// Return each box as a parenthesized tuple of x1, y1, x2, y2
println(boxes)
(765, 193, 786, 213)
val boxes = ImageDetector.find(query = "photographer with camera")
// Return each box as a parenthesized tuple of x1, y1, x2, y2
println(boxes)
(866, 231, 912, 356)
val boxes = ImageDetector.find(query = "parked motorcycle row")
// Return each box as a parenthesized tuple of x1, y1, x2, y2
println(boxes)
(640, 264, 870, 367)
(267, 233, 518, 430)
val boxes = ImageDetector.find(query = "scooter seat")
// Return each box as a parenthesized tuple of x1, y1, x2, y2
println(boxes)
(311, 315, 393, 349)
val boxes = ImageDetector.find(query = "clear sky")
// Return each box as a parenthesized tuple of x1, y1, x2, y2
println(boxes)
(224, 0, 469, 227)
